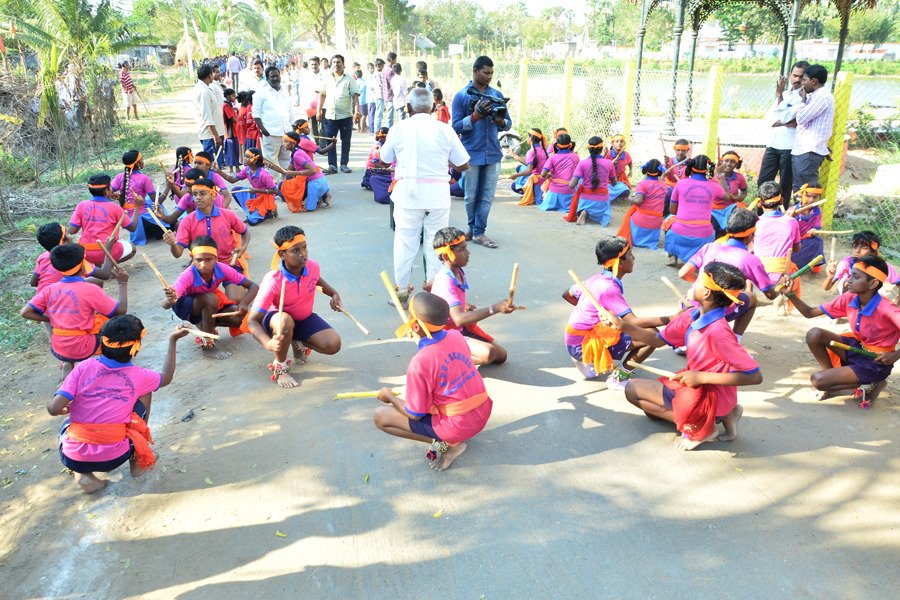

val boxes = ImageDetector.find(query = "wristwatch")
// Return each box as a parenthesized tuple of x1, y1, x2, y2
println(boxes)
(488, 305, 495, 316)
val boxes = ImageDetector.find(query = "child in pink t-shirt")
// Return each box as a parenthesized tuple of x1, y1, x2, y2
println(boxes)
(618, 159, 666, 249)
(665, 155, 722, 266)
(111, 150, 160, 245)
(753, 182, 802, 312)
(710, 150, 748, 234)
(47, 315, 189, 494)
(824, 231, 900, 301)
(790, 183, 825, 272)
(157, 146, 193, 205)
(216, 148, 280, 222)
(788, 255, 900, 407)
(605, 134, 633, 188)
(569, 136, 616, 226)
(428, 227, 518, 365)
(508, 128, 549, 205)
(32, 222, 113, 293)
(21, 243, 128, 377)
(68, 174, 138, 267)
(163, 177, 250, 274)
(562, 236, 665, 390)
(538, 133, 579, 212)
(263, 132, 332, 212)
(163, 236, 259, 358)
(247, 225, 343, 388)
(610, 261, 762, 450)
(374, 292, 493, 472)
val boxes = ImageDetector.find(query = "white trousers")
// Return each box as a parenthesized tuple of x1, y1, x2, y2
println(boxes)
(392, 205, 450, 289)
(261, 134, 291, 170)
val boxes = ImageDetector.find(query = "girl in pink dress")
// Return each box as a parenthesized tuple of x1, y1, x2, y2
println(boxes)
(664, 155, 723, 266)
(711, 150, 748, 235)
(538, 134, 579, 212)
(617, 159, 667, 249)
(509, 128, 549, 206)
(111, 150, 160, 246)
(568, 136, 616, 226)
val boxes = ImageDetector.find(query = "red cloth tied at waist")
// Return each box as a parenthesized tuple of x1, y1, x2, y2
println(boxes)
(660, 372, 719, 442)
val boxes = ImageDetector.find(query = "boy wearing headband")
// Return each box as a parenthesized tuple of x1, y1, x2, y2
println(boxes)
(788, 255, 900, 406)
(824, 231, 900, 297)
(788, 182, 825, 271)
(68, 174, 138, 267)
(157, 168, 227, 227)
(163, 236, 259, 359)
(607, 262, 761, 450)
(752, 181, 802, 312)
(680, 208, 790, 340)
(563, 236, 665, 390)
(429, 227, 518, 365)
(663, 138, 691, 214)
(248, 226, 343, 388)
(46, 315, 189, 494)
(32, 223, 113, 293)
(163, 178, 250, 278)
(20, 243, 129, 378)
(170, 151, 235, 208)
(374, 292, 493, 472)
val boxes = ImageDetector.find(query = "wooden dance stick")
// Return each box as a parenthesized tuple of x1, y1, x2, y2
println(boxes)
(312, 135, 337, 141)
(230, 247, 243, 266)
(333, 389, 399, 400)
(142, 253, 171, 288)
(829, 341, 879, 359)
(145, 204, 169, 231)
(96, 240, 119, 268)
(625, 360, 678, 379)
(568, 270, 615, 324)
(213, 145, 224, 165)
(661, 276, 691, 305)
(380, 270, 411, 324)
(816, 229, 854, 236)
(794, 198, 828, 213)
(746, 198, 760, 211)
(340, 307, 370, 335)
(508, 262, 519, 305)
(775, 255, 824, 292)
(211, 310, 241, 319)
(830, 237, 837, 263)
(178, 326, 220, 340)
(107, 213, 127, 243)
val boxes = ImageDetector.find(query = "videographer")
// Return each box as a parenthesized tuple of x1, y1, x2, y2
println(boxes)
(451, 56, 512, 249)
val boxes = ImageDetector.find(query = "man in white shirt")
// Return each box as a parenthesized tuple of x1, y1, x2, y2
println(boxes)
(758, 61, 807, 204)
(302, 57, 325, 146)
(192, 63, 222, 155)
(364, 62, 380, 133)
(226, 52, 243, 91)
(239, 58, 265, 94)
(788, 64, 835, 193)
(253, 66, 295, 169)
(380, 88, 470, 305)
(371, 58, 386, 130)
(389, 63, 408, 124)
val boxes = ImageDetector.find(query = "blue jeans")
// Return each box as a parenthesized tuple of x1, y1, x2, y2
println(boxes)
(366, 102, 376, 132)
(383, 100, 394, 128)
(373, 98, 385, 130)
(323, 117, 354, 168)
(201, 137, 218, 156)
(463, 162, 500, 238)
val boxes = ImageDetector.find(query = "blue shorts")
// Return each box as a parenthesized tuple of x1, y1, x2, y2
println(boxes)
(262, 311, 332, 342)
(59, 400, 147, 474)
(409, 414, 441, 442)
(837, 335, 893, 385)
(662, 385, 675, 410)
(52, 335, 100, 364)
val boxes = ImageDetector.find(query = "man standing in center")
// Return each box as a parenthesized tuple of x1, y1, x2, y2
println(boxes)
(318, 54, 360, 174)
(193, 63, 222, 155)
(451, 56, 511, 249)
(380, 88, 470, 307)
(758, 61, 807, 204)
(382, 52, 397, 129)
(254, 65, 295, 170)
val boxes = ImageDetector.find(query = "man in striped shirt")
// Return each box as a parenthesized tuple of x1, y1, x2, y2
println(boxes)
(789, 64, 834, 193)
(119, 61, 139, 121)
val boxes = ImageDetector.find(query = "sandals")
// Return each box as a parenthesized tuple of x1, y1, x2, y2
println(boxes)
(473, 235, 498, 249)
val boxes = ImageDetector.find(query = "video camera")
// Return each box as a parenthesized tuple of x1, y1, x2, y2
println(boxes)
(467, 86, 510, 120)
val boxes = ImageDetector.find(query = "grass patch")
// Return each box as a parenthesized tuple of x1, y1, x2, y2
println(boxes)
(0, 254, 42, 352)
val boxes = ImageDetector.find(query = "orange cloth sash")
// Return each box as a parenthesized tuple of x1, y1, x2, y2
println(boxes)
(246, 192, 276, 218)
(517, 174, 539, 206)
(616, 204, 664, 243)
(67, 413, 155, 469)
(565, 322, 622, 375)
(79, 240, 102, 251)
(53, 314, 108, 337)
(428, 391, 489, 417)
(541, 177, 569, 193)
(281, 176, 308, 213)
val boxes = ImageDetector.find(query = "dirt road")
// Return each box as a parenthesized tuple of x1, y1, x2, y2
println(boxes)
(1, 89, 897, 598)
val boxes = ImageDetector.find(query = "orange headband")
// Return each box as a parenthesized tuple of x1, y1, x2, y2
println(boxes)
(282, 135, 296, 143)
(854, 261, 887, 283)
(673, 143, 690, 150)
(190, 245, 218, 257)
(58, 225, 66, 245)
(587, 142, 603, 149)
(717, 226, 756, 244)
(435, 234, 466, 263)
(527, 129, 544, 140)
(603, 243, 631, 275)
(59, 263, 84, 276)
(270, 233, 306, 269)
(799, 184, 823, 197)
(721, 151, 741, 162)
(181, 150, 194, 163)
(556, 142, 573, 149)
(101, 328, 147, 358)
(124, 152, 142, 169)
(699, 271, 743, 305)
(395, 296, 441, 340)
(761, 195, 783, 207)
(191, 184, 216, 193)
(692, 167, 708, 174)
(194, 155, 211, 165)
(88, 183, 107, 191)
(244, 150, 261, 163)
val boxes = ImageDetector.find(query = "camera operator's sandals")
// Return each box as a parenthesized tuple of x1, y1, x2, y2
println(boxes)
(473, 235, 498, 249)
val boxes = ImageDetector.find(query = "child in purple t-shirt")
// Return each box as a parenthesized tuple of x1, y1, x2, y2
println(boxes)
(46, 315, 188, 494)
(428, 227, 519, 365)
